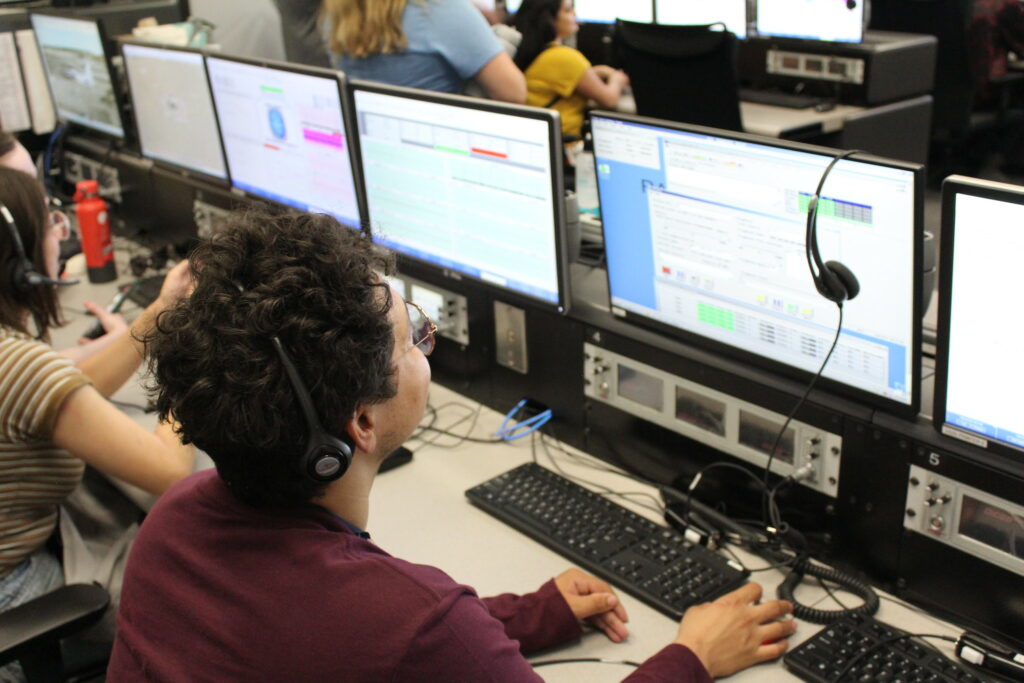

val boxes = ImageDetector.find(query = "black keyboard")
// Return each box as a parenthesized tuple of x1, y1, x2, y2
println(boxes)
(739, 88, 823, 109)
(126, 274, 164, 309)
(465, 463, 749, 620)
(785, 613, 983, 682)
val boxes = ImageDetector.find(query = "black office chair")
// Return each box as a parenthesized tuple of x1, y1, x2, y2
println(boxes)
(613, 20, 743, 132)
(0, 583, 110, 682)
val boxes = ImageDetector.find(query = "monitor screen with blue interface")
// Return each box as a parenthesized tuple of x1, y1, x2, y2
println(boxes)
(351, 85, 565, 309)
(122, 43, 227, 180)
(591, 113, 919, 412)
(29, 13, 124, 137)
(574, 0, 654, 24)
(205, 56, 361, 228)
(655, 0, 747, 38)
(756, 0, 864, 43)
(936, 178, 1024, 456)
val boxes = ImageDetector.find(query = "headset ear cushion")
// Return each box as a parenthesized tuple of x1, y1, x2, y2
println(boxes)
(824, 260, 860, 302)
(303, 433, 353, 482)
(9, 257, 31, 295)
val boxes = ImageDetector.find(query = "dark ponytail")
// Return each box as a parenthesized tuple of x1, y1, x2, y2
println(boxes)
(512, 0, 562, 70)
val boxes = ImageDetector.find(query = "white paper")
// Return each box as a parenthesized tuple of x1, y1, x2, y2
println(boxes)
(0, 32, 31, 132)
(14, 30, 55, 134)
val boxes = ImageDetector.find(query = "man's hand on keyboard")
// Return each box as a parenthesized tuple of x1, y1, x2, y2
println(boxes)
(675, 582, 796, 678)
(554, 568, 630, 643)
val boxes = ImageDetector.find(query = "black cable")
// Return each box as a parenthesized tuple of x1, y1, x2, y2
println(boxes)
(831, 633, 958, 682)
(538, 434, 664, 515)
(417, 426, 504, 444)
(685, 461, 771, 528)
(408, 404, 438, 441)
(817, 576, 851, 611)
(761, 149, 860, 528)
(777, 555, 879, 624)
(530, 657, 642, 670)
(410, 401, 501, 447)
(761, 303, 844, 528)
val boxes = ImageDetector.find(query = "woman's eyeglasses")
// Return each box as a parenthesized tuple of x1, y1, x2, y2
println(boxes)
(406, 300, 438, 357)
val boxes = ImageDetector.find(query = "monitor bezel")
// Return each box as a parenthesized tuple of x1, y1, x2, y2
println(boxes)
(203, 52, 367, 231)
(753, 0, 864, 44)
(118, 38, 230, 187)
(590, 109, 923, 418)
(933, 175, 1024, 459)
(347, 79, 572, 315)
(29, 10, 128, 140)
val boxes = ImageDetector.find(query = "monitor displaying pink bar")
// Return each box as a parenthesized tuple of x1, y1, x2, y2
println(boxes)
(303, 128, 344, 148)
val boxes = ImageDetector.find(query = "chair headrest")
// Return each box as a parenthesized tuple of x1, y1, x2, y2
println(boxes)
(614, 20, 733, 59)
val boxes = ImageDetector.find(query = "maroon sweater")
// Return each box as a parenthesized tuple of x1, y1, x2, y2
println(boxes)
(108, 469, 711, 682)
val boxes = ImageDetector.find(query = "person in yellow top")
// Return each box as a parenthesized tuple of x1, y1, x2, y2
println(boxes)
(513, 0, 629, 138)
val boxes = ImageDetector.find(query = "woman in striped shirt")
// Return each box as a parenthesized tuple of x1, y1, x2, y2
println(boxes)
(0, 166, 194, 678)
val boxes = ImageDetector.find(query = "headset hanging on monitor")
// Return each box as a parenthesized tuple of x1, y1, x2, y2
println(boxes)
(805, 149, 862, 304)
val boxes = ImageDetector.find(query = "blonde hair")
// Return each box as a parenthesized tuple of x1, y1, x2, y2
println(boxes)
(324, 0, 415, 58)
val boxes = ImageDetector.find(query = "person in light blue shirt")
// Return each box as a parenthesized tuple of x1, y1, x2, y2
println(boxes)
(324, 0, 526, 102)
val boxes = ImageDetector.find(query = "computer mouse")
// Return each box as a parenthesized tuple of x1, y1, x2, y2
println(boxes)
(814, 102, 836, 113)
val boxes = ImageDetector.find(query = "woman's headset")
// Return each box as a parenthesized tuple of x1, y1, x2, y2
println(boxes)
(1, 202, 79, 293)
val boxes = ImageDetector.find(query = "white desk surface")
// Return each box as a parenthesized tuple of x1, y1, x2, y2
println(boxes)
(615, 93, 865, 139)
(54, 269, 964, 682)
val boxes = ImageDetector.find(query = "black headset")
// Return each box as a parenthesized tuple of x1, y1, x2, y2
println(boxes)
(270, 336, 354, 483)
(235, 284, 353, 483)
(805, 149, 861, 304)
(1, 201, 79, 294)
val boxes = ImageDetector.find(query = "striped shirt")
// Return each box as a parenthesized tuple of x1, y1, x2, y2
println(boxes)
(0, 327, 90, 577)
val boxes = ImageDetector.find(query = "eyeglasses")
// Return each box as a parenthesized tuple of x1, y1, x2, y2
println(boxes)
(49, 210, 70, 241)
(406, 300, 437, 357)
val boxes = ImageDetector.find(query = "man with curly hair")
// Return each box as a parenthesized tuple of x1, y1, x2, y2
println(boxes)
(107, 209, 795, 681)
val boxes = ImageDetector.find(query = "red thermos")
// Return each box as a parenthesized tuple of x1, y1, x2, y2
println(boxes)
(73, 180, 116, 283)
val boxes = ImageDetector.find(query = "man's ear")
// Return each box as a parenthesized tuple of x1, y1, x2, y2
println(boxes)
(345, 404, 378, 456)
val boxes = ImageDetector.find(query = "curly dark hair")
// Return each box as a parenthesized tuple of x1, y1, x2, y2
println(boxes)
(144, 208, 397, 509)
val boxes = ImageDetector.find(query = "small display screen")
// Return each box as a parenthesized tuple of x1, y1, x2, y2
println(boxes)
(959, 494, 1024, 560)
(739, 410, 794, 463)
(618, 366, 664, 411)
(675, 385, 726, 436)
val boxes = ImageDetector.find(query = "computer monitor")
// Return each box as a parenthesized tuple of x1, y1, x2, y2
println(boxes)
(574, 0, 653, 24)
(934, 176, 1024, 460)
(591, 112, 922, 416)
(121, 41, 227, 181)
(349, 81, 569, 311)
(655, 0, 747, 38)
(756, 0, 864, 43)
(29, 12, 124, 138)
(205, 55, 362, 229)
